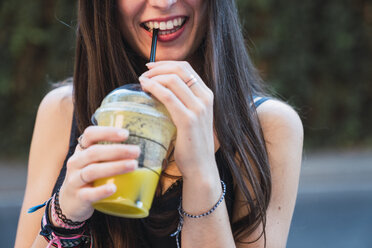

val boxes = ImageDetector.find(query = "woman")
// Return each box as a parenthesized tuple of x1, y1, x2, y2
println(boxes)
(15, 0, 303, 247)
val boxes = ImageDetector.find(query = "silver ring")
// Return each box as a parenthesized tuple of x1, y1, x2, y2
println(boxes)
(77, 135, 87, 150)
(187, 80, 197, 88)
(185, 75, 197, 88)
(80, 169, 88, 184)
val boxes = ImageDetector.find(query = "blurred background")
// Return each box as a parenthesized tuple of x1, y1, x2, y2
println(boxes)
(0, 0, 371, 247)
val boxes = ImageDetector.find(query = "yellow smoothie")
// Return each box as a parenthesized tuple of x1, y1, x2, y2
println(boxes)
(93, 167, 161, 218)
(92, 85, 176, 218)
(95, 109, 175, 169)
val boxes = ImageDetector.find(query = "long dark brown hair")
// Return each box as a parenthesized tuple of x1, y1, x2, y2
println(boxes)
(73, 0, 271, 247)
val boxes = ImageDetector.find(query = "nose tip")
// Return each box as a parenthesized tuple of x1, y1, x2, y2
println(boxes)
(148, 0, 177, 10)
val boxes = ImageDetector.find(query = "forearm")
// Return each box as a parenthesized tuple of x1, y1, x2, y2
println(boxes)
(31, 233, 50, 248)
(181, 173, 236, 248)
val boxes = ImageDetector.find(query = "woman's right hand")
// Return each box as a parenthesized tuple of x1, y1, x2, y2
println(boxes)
(56, 126, 140, 224)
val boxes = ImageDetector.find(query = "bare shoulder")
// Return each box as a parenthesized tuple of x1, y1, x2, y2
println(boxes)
(232, 99, 303, 246)
(15, 84, 74, 247)
(231, 99, 303, 247)
(256, 98, 303, 145)
(255, 98, 303, 246)
(30, 83, 74, 184)
(38, 84, 73, 118)
(31, 83, 74, 168)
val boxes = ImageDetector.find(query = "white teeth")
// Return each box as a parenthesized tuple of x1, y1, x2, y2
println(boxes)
(148, 22, 154, 30)
(159, 22, 166, 30)
(143, 17, 185, 31)
(166, 20, 174, 29)
(159, 28, 178, 35)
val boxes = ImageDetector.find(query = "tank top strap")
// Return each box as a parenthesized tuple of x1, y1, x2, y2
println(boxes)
(52, 112, 80, 195)
(253, 96, 270, 108)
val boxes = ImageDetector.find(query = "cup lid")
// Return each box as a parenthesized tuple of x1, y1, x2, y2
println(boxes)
(92, 84, 173, 124)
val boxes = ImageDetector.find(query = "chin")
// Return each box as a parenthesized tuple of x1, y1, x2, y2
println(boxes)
(156, 54, 186, 61)
(145, 49, 187, 61)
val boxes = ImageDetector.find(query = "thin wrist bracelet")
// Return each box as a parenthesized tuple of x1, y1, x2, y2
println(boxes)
(27, 190, 91, 247)
(180, 180, 226, 218)
(51, 193, 86, 230)
(54, 189, 86, 227)
(40, 198, 92, 248)
(170, 180, 226, 248)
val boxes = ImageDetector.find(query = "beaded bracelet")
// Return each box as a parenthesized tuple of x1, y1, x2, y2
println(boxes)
(170, 180, 226, 248)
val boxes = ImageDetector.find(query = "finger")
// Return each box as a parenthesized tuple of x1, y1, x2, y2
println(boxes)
(78, 184, 117, 204)
(143, 68, 213, 111)
(69, 144, 140, 169)
(78, 159, 138, 186)
(145, 62, 207, 93)
(77, 126, 130, 150)
(144, 64, 206, 99)
(138, 76, 192, 126)
(144, 63, 192, 83)
(146, 61, 210, 91)
(148, 74, 203, 110)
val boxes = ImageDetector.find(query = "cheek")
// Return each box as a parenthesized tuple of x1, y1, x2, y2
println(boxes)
(186, 0, 204, 5)
(117, 0, 142, 25)
(194, 2, 208, 36)
(117, 0, 143, 39)
(186, 0, 207, 10)
(192, 0, 208, 28)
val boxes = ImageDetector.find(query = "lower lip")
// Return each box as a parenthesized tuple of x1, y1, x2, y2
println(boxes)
(144, 21, 187, 42)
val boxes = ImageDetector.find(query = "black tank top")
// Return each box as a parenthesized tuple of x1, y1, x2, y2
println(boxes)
(52, 97, 269, 247)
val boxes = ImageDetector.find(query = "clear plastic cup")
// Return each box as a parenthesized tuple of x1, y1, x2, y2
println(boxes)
(91, 84, 176, 218)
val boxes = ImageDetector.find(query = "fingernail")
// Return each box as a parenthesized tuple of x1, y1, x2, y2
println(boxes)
(142, 71, 150, 77)
(118, 129, 129, 138)
(146, 63, 156, 69)
(107, 184, 117, 193)
(131, 160, 138, 169)
(135, 145, 141, 155)
(139, 77, 148, 86)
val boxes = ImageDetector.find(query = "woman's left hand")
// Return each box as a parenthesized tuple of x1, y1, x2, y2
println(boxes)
(139, 61, 217, 180)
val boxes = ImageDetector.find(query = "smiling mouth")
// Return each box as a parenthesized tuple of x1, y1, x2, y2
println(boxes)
(140, 16, 188, 35)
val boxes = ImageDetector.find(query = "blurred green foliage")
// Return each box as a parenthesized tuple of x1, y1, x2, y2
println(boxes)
(0, 0, 371, 158)
(0, 0, 76, 158)
(237, 0, 372, 148)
